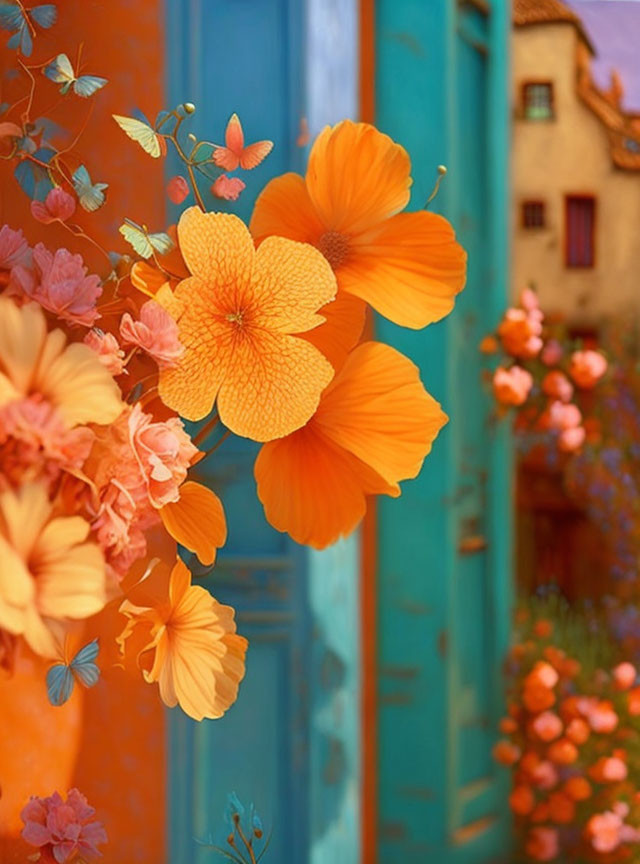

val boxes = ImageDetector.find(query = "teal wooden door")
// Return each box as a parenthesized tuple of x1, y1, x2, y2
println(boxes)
(165, 2, 361, 862)
(375, 1, 512, 861)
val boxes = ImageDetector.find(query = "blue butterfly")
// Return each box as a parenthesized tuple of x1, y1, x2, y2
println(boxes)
(0, 3, 56, 57)
(46, 639, 100, 707)
(44, 54, 107, 98)
(73, 164, 108, 212)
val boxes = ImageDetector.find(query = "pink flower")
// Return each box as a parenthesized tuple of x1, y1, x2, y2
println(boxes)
(498, 308, 543, 358)
(21, 788, 107, 862)
(31, 188, 77, 225)
(531, 760, 559, 790)
(211, 174, 246, 201)
(569, 350, 607, 389)
(525, 827, 559, 861)
(588, 811, 623, 853)
(614, 662, 636, 690)
(167, 175, 190, 205)
(545, 401, 582, 431)
(542, 371, 573, 403)
(84, 329, 125, 376)
(12, 244, 102, 326)
(520, 287, 539, 313)
(602, 757, 627, 781)
(127, 403, 198, 509)
(533, 661, 559, 689)
(532, 712, 563, 742)
(492, 365, 533, 406)
(119, 300, 183, 368)
(558, 426, 585, 453)
(541, 339, 563, 366)
(0, 224, 30, 270)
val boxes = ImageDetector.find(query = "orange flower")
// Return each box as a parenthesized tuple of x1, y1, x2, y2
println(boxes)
(510, 785, 535, 815)
(0, 483, 106, 658)
(628, 687, 640, 716)
(157, 208, 336, 440)
(254, 341, 447, 549)
(0, 297, 122, 427)
(564, 776, 592, 801)
(160, 481, 227, 567)
(493, 740, 521, 766)
(566, 718, 590, 745)
(547, 792, 575, 824)
(547, 738, 578, 766)
(118, 558, 247, 721)
(534, 619, 553, 638)
(523, 683, 556, 713)
(500, 716, 518, 734)
(250, 120, 466, 330)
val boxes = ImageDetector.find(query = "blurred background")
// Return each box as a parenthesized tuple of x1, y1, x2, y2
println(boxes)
(3, 0, 640, 862)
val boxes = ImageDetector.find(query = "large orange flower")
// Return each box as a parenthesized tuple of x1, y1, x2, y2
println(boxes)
(118, 557, 247, 721)
(0, 483, 106, 658)
(250, 120, 467, 330)
(157, 208, 337, 440)
(0, 296, 122, 427)
(255, 342, 447, 548)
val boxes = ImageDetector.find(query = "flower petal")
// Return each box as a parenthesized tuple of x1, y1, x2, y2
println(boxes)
(306, 120, 412, 234)
(340, 210, 467, 329)
(252, 235, 337, 333)
(301, 289, 366, 371)
(216, 330, 334, 441)
(250, 172, 324, 244)
(0, 298, 47, 402)
(316, 341, 448, 485)
(160, 481, 227, 567)
(177, 207, 254, 284)
(255, 423, 396, 549)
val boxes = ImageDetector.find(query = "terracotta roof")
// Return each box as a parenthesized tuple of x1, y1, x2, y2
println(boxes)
(513, 0, 596, 53)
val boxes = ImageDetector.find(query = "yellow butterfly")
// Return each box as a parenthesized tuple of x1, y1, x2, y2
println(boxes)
(119, 219, 174, 259)
(112, 115, 166, 159)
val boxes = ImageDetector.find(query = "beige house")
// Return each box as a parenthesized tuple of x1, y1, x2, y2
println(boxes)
(512, 0, 640, 321)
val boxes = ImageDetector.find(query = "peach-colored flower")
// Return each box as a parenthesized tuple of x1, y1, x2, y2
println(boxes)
(547, 739, 578, 765)
(0, 483, 106, 658)
(544, 401, 581, 431)
(167, 175, 190, 205)
(127, 404, 198, 509)
(530, 662, 559, 689)
(587, 811, 623, 853)
(542, 371, 573, 403)
(613, 662, 636, 690)
(558, 426, 585, 453)
(0, 297, 122, 428)
(531, 760, 559, 790)
(532, 711, 563, 742)
(0, 224, 30, 271)
(12, 245, 102, 326)
(84, 329, 126, 376)
(569, 350, 607, 389)
(30, 187, 76, 224)
(520, 287, 540, 313)
(211, 174, 246, 201)
(566, 717, 590, 745)
(0, 396, 94, 490)
(118, 557, 247, 720)
(583, 700, 619, 733)
(498, 308, 543, 358)
(493, 365, 533, 406)
(525, 827, 559, 861)
(589, 756, 627, 782)
(21, 788, 107, 862)
(119, 300, 184, 369)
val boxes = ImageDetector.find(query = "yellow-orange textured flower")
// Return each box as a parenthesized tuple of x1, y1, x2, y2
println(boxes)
(118, 557, 247, 721)
(0, 296, 122, 427)
(250, 120, 467, 330)
(0, 483, 107, 658)
(255, 341, 448, 548)
(157, 208, 337, 440)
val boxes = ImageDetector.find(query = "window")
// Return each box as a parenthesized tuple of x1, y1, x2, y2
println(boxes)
(565, 196, 596, 268)
(523, 82, 554, 120)
(522, 200, 545, 229)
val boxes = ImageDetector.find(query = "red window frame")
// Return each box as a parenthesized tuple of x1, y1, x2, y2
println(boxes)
(565, 195, 596, 268)
(522, 200, 546, 229)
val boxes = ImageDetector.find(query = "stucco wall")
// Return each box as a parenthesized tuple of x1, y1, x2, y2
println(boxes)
(512, 22, 640, 322)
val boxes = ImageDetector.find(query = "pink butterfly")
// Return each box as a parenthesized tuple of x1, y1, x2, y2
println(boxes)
(213, 113, 273, 171)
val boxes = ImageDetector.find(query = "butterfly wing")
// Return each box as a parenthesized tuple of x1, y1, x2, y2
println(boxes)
(148, 232, 175, 256)
(239, 139, 273, 170)
(212, 112, 245, 171)
(73, 75, 108, 98)
(113, 115, 162, 158)
(70, 639, 100, 688)
(29, 4, 57, 28)
(44, 53, 74, 85)
(0, 3, 24, 31)
(119, 222, 153, 258)
(46, 663, 75, 707)
(73, 164, 106, 211)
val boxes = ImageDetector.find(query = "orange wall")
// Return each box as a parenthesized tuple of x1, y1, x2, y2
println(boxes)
(0, 2, 166, 861)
